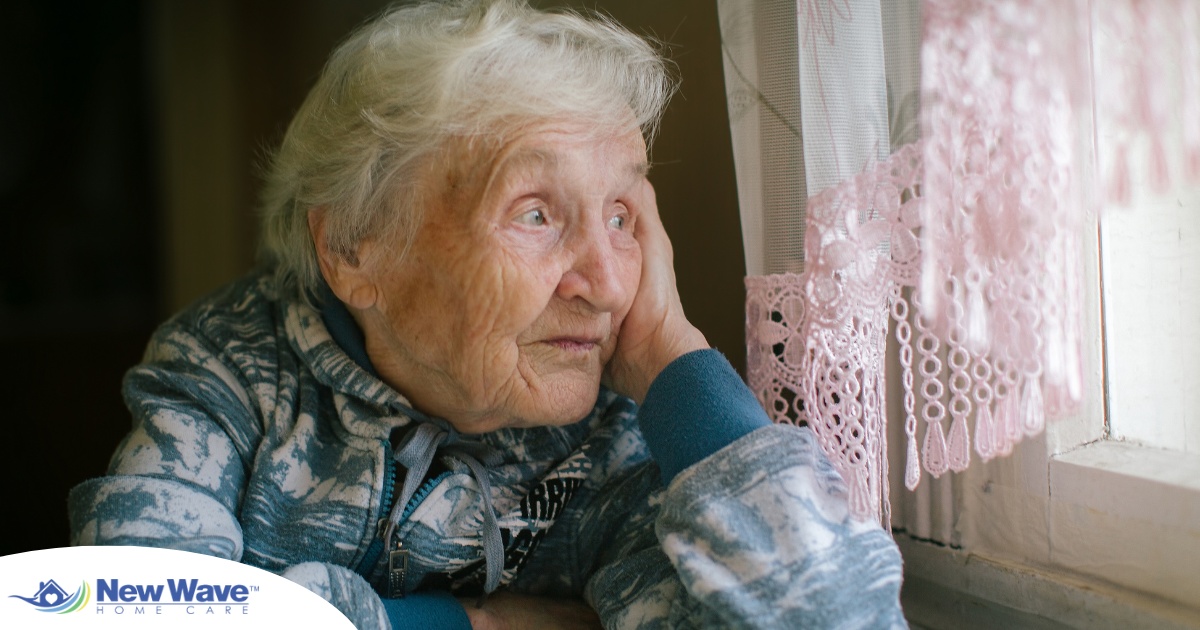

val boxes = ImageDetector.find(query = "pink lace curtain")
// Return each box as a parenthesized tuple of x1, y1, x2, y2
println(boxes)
(719, 0, 1200, 525)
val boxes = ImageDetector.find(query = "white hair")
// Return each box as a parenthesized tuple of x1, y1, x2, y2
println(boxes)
(258, 0, 676, 300)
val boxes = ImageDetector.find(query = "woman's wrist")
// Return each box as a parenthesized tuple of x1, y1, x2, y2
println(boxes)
(636, 348, 771, 483)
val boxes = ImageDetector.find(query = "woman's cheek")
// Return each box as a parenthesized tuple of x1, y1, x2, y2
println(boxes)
(476, 248, 557, 334)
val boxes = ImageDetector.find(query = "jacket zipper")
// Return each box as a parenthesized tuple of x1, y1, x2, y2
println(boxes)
(382, 469, 452, 597)
(354, 439, 396, 579)
(354, 439, 451, 598)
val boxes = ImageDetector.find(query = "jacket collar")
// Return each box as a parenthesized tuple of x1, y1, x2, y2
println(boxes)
(283, 280, 418, 438)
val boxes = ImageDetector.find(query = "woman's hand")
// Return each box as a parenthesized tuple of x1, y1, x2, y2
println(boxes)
(461, 592, 601, 630)
(605, 179, 709, 403)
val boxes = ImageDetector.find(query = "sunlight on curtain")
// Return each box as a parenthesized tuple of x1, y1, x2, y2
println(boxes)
(721, 0, 1200, 526)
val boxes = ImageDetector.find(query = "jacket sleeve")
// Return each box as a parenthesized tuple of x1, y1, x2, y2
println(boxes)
(583, 350, 908, 629)
(69, 324, 260, 557)
(66, 323, 395, 630)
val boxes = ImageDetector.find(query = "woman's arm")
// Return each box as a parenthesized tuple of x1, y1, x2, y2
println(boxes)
(68, 323, 393, 630)
(69, 325, 257, 557)
(590, 180, 907, 628)
(586, 356, 907, 629)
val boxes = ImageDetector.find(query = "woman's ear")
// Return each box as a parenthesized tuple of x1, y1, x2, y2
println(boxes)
(308, 207, 378, 310)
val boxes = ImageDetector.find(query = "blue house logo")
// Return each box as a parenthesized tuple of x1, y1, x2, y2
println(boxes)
(10, 578, 91, 613)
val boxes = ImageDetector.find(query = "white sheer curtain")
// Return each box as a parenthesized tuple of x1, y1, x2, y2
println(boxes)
(721, 0, 921, 524)
(719, 0, 1200, 527)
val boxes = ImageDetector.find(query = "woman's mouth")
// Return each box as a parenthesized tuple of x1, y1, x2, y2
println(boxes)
(544, 337, 601, 352)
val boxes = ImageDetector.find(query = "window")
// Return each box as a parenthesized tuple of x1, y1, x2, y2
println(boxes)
(895, 10, 1200, 625)
(1101, 165, 1200, 454)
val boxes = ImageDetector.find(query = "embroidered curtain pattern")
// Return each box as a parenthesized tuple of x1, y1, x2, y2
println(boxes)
(720, 0, 1200, 524)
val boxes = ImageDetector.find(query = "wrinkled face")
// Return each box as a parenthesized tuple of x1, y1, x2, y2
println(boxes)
(356, 123, 647, 433)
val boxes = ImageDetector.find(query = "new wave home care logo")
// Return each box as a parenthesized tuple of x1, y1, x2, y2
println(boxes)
(10, 577, 253, 617)
(0, 547, 355, 628)
(10, 578, 91, 613)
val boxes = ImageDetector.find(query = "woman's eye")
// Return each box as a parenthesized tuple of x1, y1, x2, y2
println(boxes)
(608, 215, 626, 230)
(515, 207, 547, 226)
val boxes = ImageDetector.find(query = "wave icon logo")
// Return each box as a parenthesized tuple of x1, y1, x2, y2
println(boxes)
(10, 578, 91, 613)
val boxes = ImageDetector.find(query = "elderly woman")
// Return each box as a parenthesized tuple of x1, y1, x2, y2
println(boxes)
(69, 1, 906, 628)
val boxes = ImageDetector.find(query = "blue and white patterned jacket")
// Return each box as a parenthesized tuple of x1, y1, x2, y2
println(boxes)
(69, 271, 907, 629)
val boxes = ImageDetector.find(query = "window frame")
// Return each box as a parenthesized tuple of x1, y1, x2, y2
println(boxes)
(894, 115, 1200, 629)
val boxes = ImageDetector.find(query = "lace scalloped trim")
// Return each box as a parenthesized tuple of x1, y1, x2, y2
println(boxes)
(747, 136, 1083, 522)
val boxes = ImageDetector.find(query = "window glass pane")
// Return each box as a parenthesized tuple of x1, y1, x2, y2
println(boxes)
(1100, 173, 1200, 453)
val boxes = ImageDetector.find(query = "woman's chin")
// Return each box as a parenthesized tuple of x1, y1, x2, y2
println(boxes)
(490, 380, 603, 432)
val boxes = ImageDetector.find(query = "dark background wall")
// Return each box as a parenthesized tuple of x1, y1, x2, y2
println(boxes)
(0, 0, 744, 556)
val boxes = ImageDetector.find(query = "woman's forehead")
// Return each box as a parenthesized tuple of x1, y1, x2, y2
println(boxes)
(430, 123, 647, 218)
(484, 127, 648, 186)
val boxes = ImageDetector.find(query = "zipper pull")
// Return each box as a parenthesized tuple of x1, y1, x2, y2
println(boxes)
(387, 539, 410, 598)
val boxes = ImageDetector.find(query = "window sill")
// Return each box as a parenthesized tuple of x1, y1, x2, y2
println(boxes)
(898, 535, 1200, 630)
(897, 439, 1200, 628)
(1046, 439, 1200, 609)
(1051, 439, 1200, 527)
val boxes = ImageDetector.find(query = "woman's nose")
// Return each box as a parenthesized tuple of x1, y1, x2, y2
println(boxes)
(556, 220, 630, 313)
